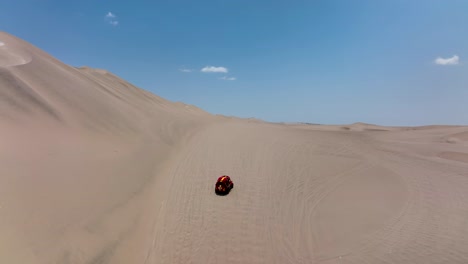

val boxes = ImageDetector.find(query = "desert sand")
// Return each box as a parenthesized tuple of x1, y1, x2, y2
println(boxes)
(1, 31, 468, 264)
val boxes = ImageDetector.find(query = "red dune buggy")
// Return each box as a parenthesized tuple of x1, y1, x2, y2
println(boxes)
(215, 175, 234, 195)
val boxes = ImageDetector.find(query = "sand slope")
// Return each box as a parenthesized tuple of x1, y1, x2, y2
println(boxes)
(0, 31, 214, 263)
(144, 122, 468, 264)
(1, 32, 468, 263)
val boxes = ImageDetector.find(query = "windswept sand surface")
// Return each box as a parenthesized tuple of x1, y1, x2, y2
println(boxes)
(1, 32, 468, 263)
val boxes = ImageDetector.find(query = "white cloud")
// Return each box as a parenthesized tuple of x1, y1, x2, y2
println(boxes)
(220, 76, 236, 81)
(434, 55, 459, 65)
(201, 66, 228, 73)
(105, 12, 119, 26)
(0, 42, 4, 47)
(179, 68, 193, 73)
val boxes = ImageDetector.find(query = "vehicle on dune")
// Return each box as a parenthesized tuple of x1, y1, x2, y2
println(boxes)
(215, 175, 234, 195)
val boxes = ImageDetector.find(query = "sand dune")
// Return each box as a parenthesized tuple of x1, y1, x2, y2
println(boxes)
(439, 152, 468, 164)
(0, 40, 31, 67)
(1, 32, 468, 263)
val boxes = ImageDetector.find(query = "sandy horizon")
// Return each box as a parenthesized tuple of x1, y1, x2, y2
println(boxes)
(1, 31, 468, 263)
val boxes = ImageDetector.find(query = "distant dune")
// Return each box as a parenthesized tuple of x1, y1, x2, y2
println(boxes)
(1, 32, 468, 264)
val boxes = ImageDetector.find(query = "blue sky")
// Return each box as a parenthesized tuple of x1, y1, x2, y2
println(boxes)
(1, 0, 467, 125)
